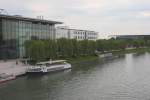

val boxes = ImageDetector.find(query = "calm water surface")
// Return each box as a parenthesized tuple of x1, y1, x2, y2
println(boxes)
(1, 53, 150, 100)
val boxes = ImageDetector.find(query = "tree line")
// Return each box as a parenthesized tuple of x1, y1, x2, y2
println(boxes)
(25, 38, 150, 62)
(25, 38, 96, 62)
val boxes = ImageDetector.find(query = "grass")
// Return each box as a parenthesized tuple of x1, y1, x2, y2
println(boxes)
(66, 48, 150, 65)
(112, 48, 150, 55)
(66, 55, 99, 64)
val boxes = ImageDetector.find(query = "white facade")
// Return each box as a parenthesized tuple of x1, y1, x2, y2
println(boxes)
(70, 30, 86, 40)
(85, 31, 98, 41)
(56, 26, 98, 41)
(56, 26, 69, 39)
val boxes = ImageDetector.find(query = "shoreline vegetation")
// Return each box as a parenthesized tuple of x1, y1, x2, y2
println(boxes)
(25, 38, 150, 64)
(112, 47, 150, 55)
(67, 48, 150, 64)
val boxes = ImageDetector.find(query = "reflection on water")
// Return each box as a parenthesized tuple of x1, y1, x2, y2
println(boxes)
(1, 52, 150, 100)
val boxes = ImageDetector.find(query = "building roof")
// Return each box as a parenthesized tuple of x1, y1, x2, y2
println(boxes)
(0, 14, 62, 24)
(36, 60, 66, 65)
(69, 28, 96, 32)
(57, 27, 97, 33)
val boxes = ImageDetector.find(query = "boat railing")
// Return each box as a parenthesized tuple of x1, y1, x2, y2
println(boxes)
(36, 60, 67, 65)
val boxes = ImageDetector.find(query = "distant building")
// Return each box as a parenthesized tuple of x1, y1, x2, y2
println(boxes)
(0, 14, 62, 59)
(110, 35, 150, 40)
(56, 26, 98, 41)
(56, 26, 70, 39)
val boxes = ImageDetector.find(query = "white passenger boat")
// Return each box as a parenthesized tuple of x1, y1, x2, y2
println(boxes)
(27, 60, 71, 73)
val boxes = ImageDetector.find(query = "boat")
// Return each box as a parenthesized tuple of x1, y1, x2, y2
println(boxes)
(27, 60, 71, 73)
(99, 53, 113, 58)
(0, 73, 16, 83)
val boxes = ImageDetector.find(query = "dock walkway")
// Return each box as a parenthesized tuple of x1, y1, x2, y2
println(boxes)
(0, 60, 27, 76)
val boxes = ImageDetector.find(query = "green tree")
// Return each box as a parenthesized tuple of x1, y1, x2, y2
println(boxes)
(25, 40, 46, 62)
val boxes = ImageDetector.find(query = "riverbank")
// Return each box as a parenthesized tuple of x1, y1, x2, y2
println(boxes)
(67, 48, 150, 65)
(66, 56, 99, 65)
(0, 48, 150, 76)
(0, 47, 150, 84)
(112, 48, 150, 56)
(0, 60, 27, 77)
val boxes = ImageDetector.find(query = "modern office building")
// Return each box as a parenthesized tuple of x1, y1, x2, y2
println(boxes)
(56, 26, 98, 41)
(0, 14, 62, 59)
(56, 26, 70, 39)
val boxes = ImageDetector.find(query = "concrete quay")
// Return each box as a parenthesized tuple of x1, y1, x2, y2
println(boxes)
(0, 60, 27, 76)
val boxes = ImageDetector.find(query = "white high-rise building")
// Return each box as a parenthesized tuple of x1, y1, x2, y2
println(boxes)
(56, 26, 98, 41)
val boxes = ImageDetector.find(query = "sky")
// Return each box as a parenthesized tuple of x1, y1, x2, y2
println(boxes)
(0, 0, 150, 38)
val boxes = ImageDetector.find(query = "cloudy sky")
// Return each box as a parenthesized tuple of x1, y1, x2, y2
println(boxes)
(0, 0, 150, 38)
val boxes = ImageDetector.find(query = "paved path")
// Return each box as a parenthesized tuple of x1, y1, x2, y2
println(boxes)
(0, 60, 27, 76)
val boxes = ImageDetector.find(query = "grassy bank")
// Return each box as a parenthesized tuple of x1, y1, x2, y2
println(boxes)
(66, 48, 150, 65)
(66, 55, 99, 64)
(112, 48, 150, 55)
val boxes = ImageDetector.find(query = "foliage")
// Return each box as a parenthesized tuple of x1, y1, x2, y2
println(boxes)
(25, 38, 150, 62)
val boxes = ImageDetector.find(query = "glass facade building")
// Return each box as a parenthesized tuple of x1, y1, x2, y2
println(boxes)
(0, 14, 62, 59)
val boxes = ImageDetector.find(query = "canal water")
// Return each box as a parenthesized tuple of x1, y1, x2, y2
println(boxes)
(1, 53, 150, 100)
